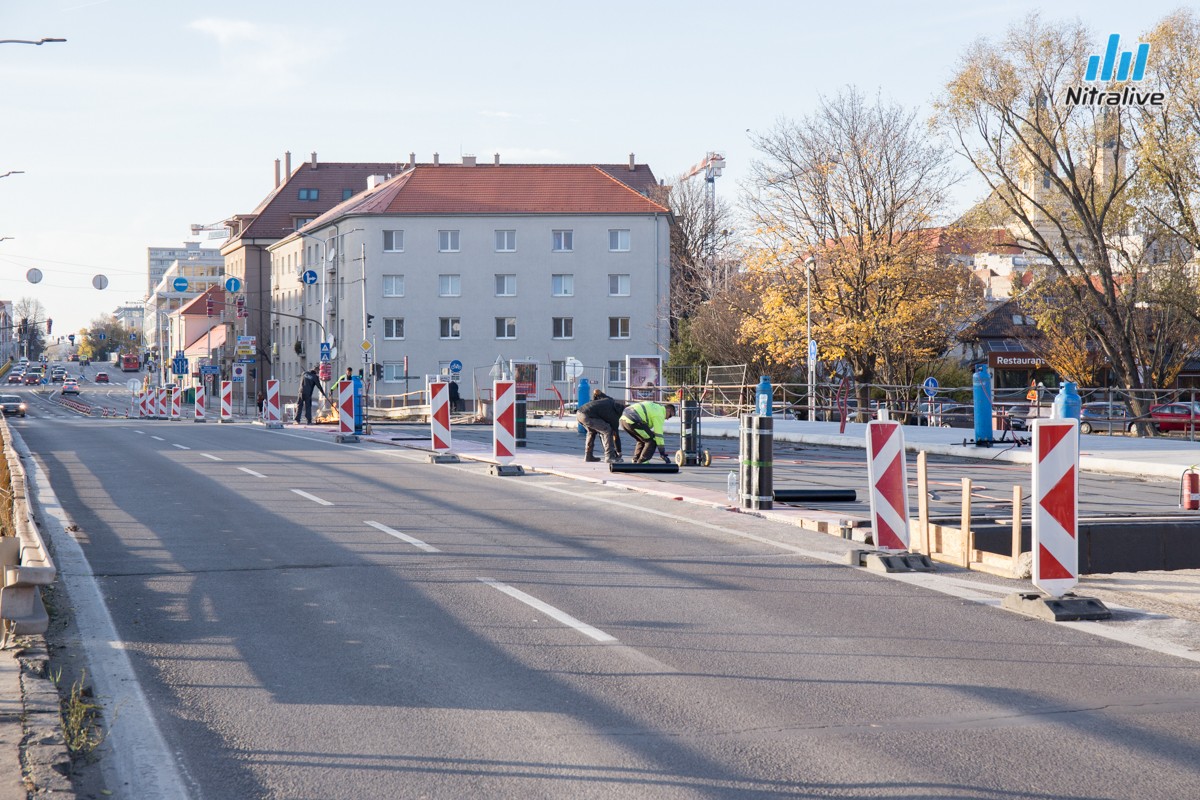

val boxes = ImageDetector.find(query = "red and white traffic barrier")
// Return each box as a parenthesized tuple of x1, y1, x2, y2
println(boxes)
(866, 420, 910, 551)
(429, 380, 451, 453)
(170, 387, 182, 420)
(337, 378, 355, 438)
(194, 384, 205, 422)
(493, 380, 515, 463)
(139, 391, 148, 418)
(264, 379, 282, 428)
(1032, 419, 1079, 598)
(156, 387, 168, 419)
(220, 381, 233, 423)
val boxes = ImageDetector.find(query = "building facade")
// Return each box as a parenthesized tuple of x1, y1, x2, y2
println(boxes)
(268, 159, 671, 400)
(147, 241, 222, 297)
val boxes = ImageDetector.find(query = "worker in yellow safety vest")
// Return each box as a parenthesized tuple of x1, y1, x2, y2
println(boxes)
(619, 401, 676, 464)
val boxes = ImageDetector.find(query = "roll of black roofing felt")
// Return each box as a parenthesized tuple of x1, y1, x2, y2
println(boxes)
(608, 462, 680, 474)
(774, 488, 857, 503)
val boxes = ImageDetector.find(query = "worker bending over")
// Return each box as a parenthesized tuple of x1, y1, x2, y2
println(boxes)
(577, 390, 625, 463)
(620, 401, 676, 464)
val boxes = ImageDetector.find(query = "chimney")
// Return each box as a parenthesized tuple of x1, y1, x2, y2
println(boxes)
(409, 152, 415, 167)
(462, 154, 476, 166)
(494, 152, 500, 165)
(310, 151, 318, 169)
(433, 152, 440, 166)
(274, 159, 281, 188)
(367, 175, 387, 190)
(285, 151, 292, 176)
(628, 152, 636, 171)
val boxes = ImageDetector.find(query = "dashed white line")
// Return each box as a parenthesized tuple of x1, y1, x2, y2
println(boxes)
(478, 578, 617, 643)
(238, 467, 266, 478)
(172, 443, 190, 450)
(200, 453, 222, 461)
(291, 489, 332, 506)
(134, 430, 145, 435)
(363, 521, 440, 552)
(150, 436, 165, 441)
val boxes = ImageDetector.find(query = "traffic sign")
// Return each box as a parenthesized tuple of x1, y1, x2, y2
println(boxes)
(68, 334, 75, 343)
(173, 277, 189, 292)
(129, 332, 138, 341)
(301, 270, 318, 285)
(225, 276, 242, 293)
(449, 359, 463, 373)
(320, 342, 331, 362)
(360, 340, 372, 352)
(564, 357, 583, 380)
(171, 357, 188, 376)
(808, 339, 818, 363)
(200, 365, 220, 376)
(126, 379, 141, 393)
(231, 364, 246, 383)
(923, 377, 939, 398)
(97, 332, 106, 341)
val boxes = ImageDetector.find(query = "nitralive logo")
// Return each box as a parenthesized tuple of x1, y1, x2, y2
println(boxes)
(1063, 34, 1165, 106)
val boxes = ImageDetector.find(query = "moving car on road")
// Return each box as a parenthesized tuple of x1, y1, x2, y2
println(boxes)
(24, 371, 42, 385)
(61, 379, 80, 396)
(94, 371, 109, 383)
(0, 395, 27, 417)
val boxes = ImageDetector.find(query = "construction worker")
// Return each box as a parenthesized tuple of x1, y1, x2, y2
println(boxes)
(620, 401, 676, 464)
(577, 389, 625, 463)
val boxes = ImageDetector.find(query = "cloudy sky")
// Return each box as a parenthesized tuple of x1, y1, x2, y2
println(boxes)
(0, 0, 1182, 333)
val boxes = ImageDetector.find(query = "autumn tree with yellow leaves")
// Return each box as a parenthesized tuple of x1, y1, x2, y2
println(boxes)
(742, 89, 980, 413)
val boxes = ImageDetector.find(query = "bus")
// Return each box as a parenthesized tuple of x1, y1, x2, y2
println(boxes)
(120, 353, 140, 372)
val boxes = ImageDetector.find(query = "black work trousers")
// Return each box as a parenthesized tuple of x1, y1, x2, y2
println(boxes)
(577, 413, 621, 460)
(619, 417, 656, 463)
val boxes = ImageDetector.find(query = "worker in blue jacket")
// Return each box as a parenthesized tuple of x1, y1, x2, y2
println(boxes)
(620, 401, 676, 464)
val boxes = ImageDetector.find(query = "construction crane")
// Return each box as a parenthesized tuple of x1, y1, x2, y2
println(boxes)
(681, 152, 727, 286)
(189, 219, 231, 241)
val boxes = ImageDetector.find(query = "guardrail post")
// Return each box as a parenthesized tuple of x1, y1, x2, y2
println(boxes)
(1011, 484, 1023, 576)
(960, 477, 973, 569)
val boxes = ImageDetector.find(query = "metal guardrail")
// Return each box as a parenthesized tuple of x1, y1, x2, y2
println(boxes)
(0, 415, 55, 647)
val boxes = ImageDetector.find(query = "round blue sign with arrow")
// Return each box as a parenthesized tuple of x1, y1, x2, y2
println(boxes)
(225, 276, 242, 293)
(301, 270, 318, 285)
(172, 277, 189, 292)
(923, 376, 939, 398)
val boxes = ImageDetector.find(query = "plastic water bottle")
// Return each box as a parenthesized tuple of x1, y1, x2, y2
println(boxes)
(726, 471, 738, 506)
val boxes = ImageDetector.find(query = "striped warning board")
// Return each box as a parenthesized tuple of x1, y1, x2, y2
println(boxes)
(493, 380, 515, 463)
(430, 380, 451, 452)
(170, 387, 182, 420)
(157, 387, 168, 420)
(337, 379, 355, 436)
(220, 381, 233, 423)
(265, 379, 282, 427)
(194, 384, 206, 422)
(1032, 419, 1079, 597)
(866, 420, 910, 551)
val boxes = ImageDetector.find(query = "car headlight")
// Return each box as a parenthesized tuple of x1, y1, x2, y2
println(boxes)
(18, 404, 25, 411)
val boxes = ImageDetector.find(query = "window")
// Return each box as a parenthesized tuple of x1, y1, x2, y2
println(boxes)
(552, 274, 574, 297)
(495, 317, 517, 339)
(384, 318, 405, 339)
(609, 317, 630, 339)
(494, 274, 516, 296)
(495, 230, 516, 252)
(293, 217, 315, 229)
(609, 274, 630, 296)
(298, 188, 319, 201)
(383, 230, 404, 252)
(552, 229, 574, 252)
(552, 317, 573, 339)
(439, 230, 460, 252)
(609, 229, 630, 251)
(342, 189, 353, 201)
(383, 274, 405, 297)
(609, 360, 626, 382)
(439, 274, 461, 297)
(439, 317, 461, 339)
(383, 362, 405, 382)
(551, 360, 566, 382)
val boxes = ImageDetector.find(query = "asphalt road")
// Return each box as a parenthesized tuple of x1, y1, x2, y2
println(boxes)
(15, 410, 1200, 798)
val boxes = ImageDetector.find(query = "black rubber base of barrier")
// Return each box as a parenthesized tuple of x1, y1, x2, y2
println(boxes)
(846, 549, 936, 573)
(1001, 592, 1111, 622)
(609, 462, 680, 474)
(490, 464, 525, 477)
(774, 488, 857, 503)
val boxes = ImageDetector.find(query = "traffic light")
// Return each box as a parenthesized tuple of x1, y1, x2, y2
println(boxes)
(372, 362, 383, 379)
(205, 296, 214, 316)
(45, 318, 52, 335)
(366, 314, 375, 328)
(236, 296, 246, 318)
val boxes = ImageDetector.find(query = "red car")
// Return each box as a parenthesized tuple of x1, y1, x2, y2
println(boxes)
(1149, 402, 1200, 432)
(24, 373, 41, 385)
(94, 372, 110, 383)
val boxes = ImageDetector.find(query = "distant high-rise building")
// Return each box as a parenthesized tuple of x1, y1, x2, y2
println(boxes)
(147, 241, 222, 296)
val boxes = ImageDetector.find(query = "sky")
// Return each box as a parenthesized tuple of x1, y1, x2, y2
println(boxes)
(0, 0, 1187, 334)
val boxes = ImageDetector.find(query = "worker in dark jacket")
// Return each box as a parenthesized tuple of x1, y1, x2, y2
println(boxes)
(577, 390, 625, 462)
(620, 401, 676, 463)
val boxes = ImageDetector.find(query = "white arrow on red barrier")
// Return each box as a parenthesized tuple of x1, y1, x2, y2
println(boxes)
(1032, 419, 1079, 597)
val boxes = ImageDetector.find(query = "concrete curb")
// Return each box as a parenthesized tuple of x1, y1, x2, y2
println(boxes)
(14, 640, 73, 797)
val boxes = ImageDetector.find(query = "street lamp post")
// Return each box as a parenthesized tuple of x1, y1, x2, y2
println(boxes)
(805, 256, 816, 422)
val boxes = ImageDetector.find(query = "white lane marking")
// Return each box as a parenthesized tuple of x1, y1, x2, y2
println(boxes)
(291, 488, 332, 506)
(9, 429, 194, 796)
(478, 577, 617, 643)
(238, 467, 266, 478)
(363, 520, 440, 552)
(200, 453, 222, 461)
(134, 430, 145, 435)
(172, 443, 190, 450)
(150, 435, 165, 441)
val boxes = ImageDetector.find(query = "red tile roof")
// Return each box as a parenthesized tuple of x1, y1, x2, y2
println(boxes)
(178, 286, 225, 316)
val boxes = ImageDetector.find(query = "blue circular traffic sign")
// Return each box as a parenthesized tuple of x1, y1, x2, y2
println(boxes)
(449, 359, 463, 373)
(922, 376, 939, 398)
(225, 276, 242, 293)
(301, 270, 318, 285)
(172, 277, 189, 292)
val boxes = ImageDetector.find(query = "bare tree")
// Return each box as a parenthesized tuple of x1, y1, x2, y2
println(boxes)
(13, 297, 47, 360)
(937, 13, 1200, 425)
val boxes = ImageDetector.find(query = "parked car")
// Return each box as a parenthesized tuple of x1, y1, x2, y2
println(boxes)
(0, 395, 26, 417)
(996, 403, 1031, 431)
(1078, 401, 1135, 434)
(61, 379, 80, 396)
(94, 371, 109, 384)
(1149, 402, 1200, 433)
(933, 404, 975, 428)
